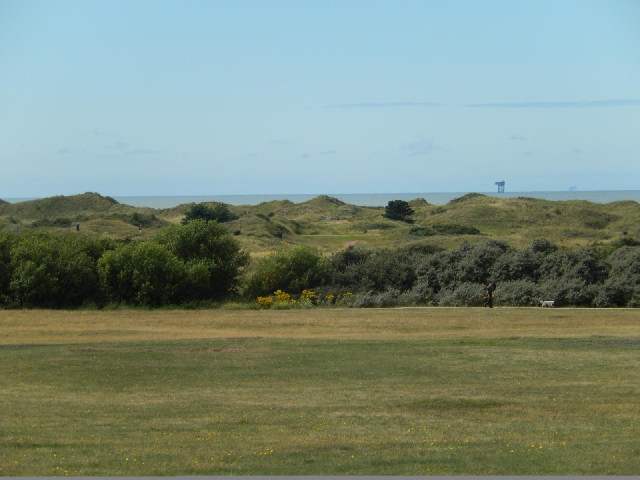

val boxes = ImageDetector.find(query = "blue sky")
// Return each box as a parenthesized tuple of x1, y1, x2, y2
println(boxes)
(1, 0, 639, 197)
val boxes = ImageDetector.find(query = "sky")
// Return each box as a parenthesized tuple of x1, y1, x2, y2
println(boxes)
(1, 0, 639, 198)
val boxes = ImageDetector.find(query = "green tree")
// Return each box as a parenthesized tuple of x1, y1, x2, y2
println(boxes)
(383, 200, 414, 223)
(156, 219, 249, 299)
(181, 202, 238, 224)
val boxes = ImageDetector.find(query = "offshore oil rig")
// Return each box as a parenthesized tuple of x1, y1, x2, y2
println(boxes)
(495, 180, 505, 193)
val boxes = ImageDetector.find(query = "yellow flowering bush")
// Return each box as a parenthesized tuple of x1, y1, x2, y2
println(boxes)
(273, 290, 290, 302)
(300, 290, 318, 304)
(257, 296, 274, 309)
(257, 290, 297, 309)
(257, 290, 354, 309)
(338, 292, 353, 305)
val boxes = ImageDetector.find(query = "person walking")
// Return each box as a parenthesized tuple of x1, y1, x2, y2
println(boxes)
(484, 282, 495, 308)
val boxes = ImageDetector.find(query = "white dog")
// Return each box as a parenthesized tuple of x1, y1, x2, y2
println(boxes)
(539, 300, 555, 308)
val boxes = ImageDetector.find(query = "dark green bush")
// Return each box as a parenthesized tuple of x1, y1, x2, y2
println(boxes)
(9, 231, 100, 307)
(31, 217, 72, 227)
(0, 231, 15, 305)
(328, 247, 419, 293)
(432, 224, 481, 235)
(181, 202, 238, 224)
(97, 241, 186, 306)
(409, 226, 437, 236)
(436, 282, 486, 306)
(350, 288, 402, 308)
(156, 219, 249, 299)
(246, 245, 331, 297)
(594, 246, 640, 307)
(492, 280, 538, 306)
(383, 200, 414, 223)
(129, 211, 164, 228)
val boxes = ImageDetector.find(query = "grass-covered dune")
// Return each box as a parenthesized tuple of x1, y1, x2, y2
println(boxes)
(1, 192, 639, 254)
(1, 307, 639, 475)
(0, 192, 166, 237)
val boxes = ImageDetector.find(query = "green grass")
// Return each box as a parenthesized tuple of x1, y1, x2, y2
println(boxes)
(1, 308, 639, 475)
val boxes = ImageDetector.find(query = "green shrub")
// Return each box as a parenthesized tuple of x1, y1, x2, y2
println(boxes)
(350, 289, 402, 308)
(495, 280, 539, 306)
(0, 231, 15, 305)
(156, 220, 249, 299)
(129, 211, 164, 228)
(436, 282, 486, 306)
(409, 226, 437, 236)
(246, 245, 331, 298)
(594, 246, 640, 307)
(9, 231, 100, 307)
(432, 224, 480, 235)
(97, 241, 186, 306)
(329, 247, 419, 293)
(30, 217, 72, 228)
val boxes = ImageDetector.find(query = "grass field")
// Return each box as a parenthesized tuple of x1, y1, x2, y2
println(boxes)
(1, 307, 639, 475)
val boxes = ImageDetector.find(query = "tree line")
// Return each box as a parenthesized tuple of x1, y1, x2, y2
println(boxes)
(1, 222, 639, 308)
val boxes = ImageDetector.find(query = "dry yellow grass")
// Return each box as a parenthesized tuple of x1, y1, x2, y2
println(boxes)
(2, 307, 638, 345)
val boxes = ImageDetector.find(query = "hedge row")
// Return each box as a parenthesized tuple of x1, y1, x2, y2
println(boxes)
(2, 223, 639, 308)
(0, 220, 249, 307)
(251, 239, 640, 308)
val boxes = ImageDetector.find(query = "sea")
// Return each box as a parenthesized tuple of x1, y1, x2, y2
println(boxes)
(4, 190, 640, 208)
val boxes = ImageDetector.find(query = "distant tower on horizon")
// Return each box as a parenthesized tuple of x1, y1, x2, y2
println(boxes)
(495, 180, 505, 193)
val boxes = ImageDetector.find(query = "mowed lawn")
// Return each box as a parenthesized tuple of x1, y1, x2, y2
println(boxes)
(1, 307, 639, 475)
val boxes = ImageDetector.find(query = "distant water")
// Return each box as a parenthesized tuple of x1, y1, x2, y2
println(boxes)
(5, 191, 640, 208)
